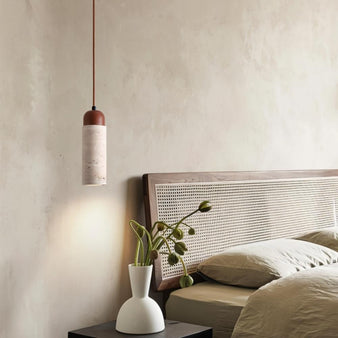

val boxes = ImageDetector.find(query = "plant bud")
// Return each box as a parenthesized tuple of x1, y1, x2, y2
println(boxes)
(174, 242, 187, 255)
(179, 274, 194, 288)
(168, 253, 179, 265)
(150, 250, 159, 260)
(198, 201, 212, 213)
(188, 228, 195, 235)
(172, 228, 183, 240)
(157, 222, 165, 231)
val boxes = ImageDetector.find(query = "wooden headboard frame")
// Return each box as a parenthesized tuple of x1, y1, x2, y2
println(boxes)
(143, 170, 338, 291)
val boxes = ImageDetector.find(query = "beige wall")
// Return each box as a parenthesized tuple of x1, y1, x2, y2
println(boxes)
(1, 0, 338, 337)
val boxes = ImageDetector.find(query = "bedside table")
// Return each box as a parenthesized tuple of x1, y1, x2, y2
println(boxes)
(68, 320, 212, 338)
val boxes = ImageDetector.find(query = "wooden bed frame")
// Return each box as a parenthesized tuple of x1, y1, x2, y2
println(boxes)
(143, 170, 338, 291)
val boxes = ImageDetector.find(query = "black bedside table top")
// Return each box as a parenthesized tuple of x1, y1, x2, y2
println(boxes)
(68, 320, 212, 338)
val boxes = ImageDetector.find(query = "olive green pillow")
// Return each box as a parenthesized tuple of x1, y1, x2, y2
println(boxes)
(296, 229, 338, 252)
(197, 238, 338, 288)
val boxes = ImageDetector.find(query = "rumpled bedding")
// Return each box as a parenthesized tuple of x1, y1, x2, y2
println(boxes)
(231, 263, 338, 338)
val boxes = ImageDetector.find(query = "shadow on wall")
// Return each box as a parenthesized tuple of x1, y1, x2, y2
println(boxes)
(116, 176, 145, 310)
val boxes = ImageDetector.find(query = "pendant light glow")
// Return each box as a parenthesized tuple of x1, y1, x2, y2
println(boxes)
(82, 0, 107, 186)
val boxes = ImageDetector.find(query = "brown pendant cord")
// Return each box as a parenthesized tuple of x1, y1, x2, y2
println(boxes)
(83, 0, 105, 126)
(92, 0, 96, 110)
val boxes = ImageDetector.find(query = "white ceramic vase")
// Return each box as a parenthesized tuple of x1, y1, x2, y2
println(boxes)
(116, 264, 165, 334)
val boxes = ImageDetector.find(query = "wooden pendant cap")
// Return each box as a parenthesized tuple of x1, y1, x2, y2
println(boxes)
(83, 108, 105, 126)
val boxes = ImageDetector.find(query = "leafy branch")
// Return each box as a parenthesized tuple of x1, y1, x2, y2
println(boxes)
(129, 201, 212, 288)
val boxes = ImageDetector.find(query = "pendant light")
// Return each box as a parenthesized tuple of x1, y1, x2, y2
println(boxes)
(82, 0, 107, 186)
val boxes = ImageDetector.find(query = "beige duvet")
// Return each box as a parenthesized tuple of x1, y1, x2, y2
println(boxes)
(232, 263, 338, 338)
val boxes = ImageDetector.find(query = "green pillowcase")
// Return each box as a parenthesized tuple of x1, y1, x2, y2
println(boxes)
(296, 228, 338, 252)
(197, 238, 338, 288)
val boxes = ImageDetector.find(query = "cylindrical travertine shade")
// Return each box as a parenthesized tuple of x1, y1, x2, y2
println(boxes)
(82, 108, 106, 185)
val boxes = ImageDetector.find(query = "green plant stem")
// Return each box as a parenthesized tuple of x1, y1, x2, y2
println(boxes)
(145, 235, 172, 265)
(175, 209, 199, 229)
(135, 240, 140, 265)
(178, 255, 188, 276)
(154, 223, 175, 239)
(144, 227, 154, 265)
(167, 237, 177, 245)
(129, 220, 145, 266)
(181, 222, 193, 229)
(151, 221, 162, 233)
(153, 235, 171, 252)
(166, 209, 199, 241)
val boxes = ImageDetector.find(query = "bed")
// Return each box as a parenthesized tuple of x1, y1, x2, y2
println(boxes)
(143, 170, 338, 338)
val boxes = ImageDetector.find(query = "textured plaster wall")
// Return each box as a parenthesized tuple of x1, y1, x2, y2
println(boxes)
(1, 0, 338, 337)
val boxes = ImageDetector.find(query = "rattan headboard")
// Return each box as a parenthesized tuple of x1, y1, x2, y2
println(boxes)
(143, 170, 338, 291)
